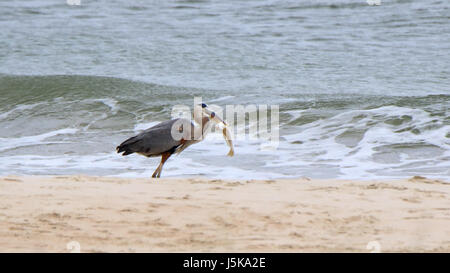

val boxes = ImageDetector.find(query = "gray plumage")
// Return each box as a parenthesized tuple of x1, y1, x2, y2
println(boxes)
(117, 119, 185, 157)
(116, 116, 211, 178)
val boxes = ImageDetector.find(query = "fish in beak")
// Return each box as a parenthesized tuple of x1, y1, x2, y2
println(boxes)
(200, 104, 227, 127)
(201, 104, 234, 157)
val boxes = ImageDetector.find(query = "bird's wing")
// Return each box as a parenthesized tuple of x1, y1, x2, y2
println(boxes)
(117, 118, 187, 156)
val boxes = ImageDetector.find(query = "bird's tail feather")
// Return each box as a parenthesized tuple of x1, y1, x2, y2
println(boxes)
(116, 136, 140, 156)
(116, 145, 134, 156)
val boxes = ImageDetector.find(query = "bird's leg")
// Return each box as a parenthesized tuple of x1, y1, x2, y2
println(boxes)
(151, 159, 163, 178)
(151, 166, 160, 178)
(156, 152, 172, 178)
(151, 152, 172, 179)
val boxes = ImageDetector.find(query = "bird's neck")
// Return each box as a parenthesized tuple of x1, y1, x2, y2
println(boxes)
(192, 116, 211, 140)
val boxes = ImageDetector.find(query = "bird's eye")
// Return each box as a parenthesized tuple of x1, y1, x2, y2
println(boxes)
(201, 103, 207, 108)
(211, 112, 216, 118)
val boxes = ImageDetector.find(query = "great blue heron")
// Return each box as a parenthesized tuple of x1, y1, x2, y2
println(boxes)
(116, 103, 234, 178)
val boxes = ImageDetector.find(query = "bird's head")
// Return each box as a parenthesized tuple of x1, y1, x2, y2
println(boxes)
(196, 103, 227, 127)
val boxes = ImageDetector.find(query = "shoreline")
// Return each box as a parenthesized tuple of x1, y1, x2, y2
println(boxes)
(0, 175, 449, 252)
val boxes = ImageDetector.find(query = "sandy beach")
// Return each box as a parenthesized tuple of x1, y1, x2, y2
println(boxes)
(0, 175, 449, 253)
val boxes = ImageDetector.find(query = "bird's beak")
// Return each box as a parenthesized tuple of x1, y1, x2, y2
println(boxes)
(203, 107, 227, 127)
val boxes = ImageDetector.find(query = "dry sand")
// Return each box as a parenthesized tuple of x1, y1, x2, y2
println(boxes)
(0, 175, 449, 252)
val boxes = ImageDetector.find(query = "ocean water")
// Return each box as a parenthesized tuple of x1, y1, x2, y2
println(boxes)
(0, 0, 449, 180)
